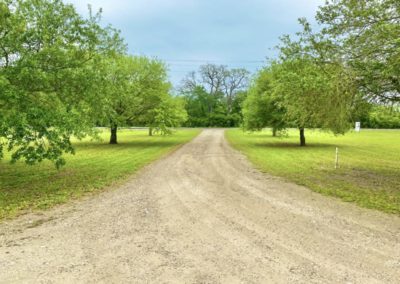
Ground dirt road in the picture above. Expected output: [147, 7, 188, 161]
[0, 129, 399, 283]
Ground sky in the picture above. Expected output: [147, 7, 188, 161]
[66, 0, 324, 87]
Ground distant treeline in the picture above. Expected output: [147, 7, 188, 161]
[359, 106, 400, 129]
[178, 65, 249, 128]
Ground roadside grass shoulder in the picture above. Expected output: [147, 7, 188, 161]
[226, 129, 400, 214]
[0, 129, 200, 220]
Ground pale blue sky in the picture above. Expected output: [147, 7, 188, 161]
[66, 0, 324, 86]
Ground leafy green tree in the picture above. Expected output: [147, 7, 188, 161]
[184, 86, 213, 118]
[231, 90, 247, 118]
[362, 105, 400, 128]
[98, 55, 138, 144]
[0, 0, 124, 167]
[180, 64, 249, 127]
[181, 86, 214, 126]
[128, 58, 171, 137]
[242, 68, 286, 136]
[315, 0, 400, 102]
[270, 58, 358, 146]
[101, 55, 171, 142]
[151, 96, 188, 135]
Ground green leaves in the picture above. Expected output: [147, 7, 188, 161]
[249, 0, 398, 144]
[153, 96, 188, 135]
[272, 59, 356, 134]
[179, 64, 249, 127]
[100, 55, 186, 139]
[243, 56, 358, 143]
[0, 0, 125, 167]
[315, 0, 400, 102]
[242, 67, 286, 133]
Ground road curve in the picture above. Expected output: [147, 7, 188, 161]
[0, 129, 399, 283]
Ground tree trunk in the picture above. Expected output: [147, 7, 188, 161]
[299, 127, 306, 146]
[110, 123, 118, 144]
[272, 127, 277, 137]
[148, 127, 153, 136]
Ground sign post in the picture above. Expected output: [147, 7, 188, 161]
[355, 122, 361, 132]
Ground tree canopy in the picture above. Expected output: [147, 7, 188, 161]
[1, 0, 398, 165]
[242, 0, 398, 145]
[243, 57, 359, 145]
[315, 0, 400, 103]
[0, 0, 186, 166]
[0, 0, 125, 167]
[98, 55, 183, 143]
[180, 64, 249, 127]
[242, 68, 286, 136]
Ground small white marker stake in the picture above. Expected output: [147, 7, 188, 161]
[335, 147, 339, 169]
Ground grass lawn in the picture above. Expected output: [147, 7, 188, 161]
[0, 129, 200, 220]
[226, 128, 400, 214]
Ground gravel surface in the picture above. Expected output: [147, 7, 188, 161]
[0, 129, 399, 283]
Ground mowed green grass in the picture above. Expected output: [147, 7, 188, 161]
[226, 129, 400, 214]
[0, 129, 200, 220]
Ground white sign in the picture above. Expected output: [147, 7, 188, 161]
[355, 122, 361, 132]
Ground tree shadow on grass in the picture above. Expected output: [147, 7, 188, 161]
[76, 140, 178, 149]
[253, 141, 336, 149]
[114, 140, 178, 148]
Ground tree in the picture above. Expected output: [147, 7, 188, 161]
[151, 96, 188, 135]
[98, 55, 137, 144]
[242, 68, 286, 136]
[300, 0, 400, 102]
[231, 90, 248, 123]
[361, 104, 400, 129]
[199, 64, 226, 96]
[222, 68, 250, 113]
[270, 58, 358, 146]
[128, 58, 172, 136]
[197, 64, 249, 112]
[179, 64, 249, 127]
[101, 55, 171, 142]
[0, 0, 125, 167]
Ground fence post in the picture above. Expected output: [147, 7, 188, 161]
[335, 147, 339, 169]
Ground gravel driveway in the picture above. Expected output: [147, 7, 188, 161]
[0, 129, 399, 283]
